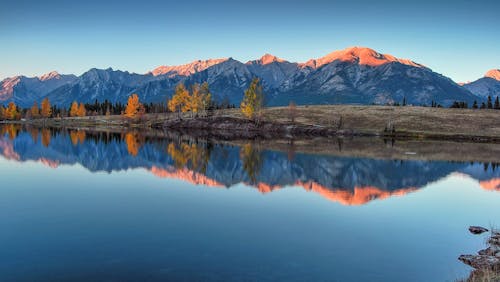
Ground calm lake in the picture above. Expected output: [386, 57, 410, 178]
[1, 125, 499, 282]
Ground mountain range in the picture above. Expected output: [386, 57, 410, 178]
[1, 47, 498, 108]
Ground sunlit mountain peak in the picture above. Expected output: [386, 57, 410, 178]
[150, 58, 229, 77]
[485, 69, 500, 81]
[38, 71, 61, 81]
[301, 46, 424, 69]
[248, 53, 287, 65]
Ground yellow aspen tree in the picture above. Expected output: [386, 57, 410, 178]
[41, 98, 52, 118]
[200, 82, 211, 116]
[189, 83, 201, 117]
[0, 106, 5, 119]
[5, 102, 19, 120]
[168, 84, 190, 118]
[240, 78, 264, 120]
[70, 101, 79, 117]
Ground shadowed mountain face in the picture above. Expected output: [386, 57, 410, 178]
[1, 125, 498, 205]
[1, 47, 481, 107]
[463, 69, 500, 99]
[0, 72, 77, 107]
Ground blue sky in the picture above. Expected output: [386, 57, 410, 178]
[1, 0, 498, 82]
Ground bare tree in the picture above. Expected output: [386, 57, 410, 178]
[288, 101, 297, 124]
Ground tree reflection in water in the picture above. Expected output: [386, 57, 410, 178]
[41, 128, 51, 147]
[167, 140, 212, 173]
[240, 142, 263, 184]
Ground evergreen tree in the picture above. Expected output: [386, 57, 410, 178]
[495, 96, 500, 110]
[487, 96, 493, 109]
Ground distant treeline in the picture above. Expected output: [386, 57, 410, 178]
[382, 95, 500, 110]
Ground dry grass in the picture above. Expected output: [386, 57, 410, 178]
[257, 105, 500, 138]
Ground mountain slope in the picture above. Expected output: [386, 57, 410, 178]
[0, 72, 76, 107]
[245, 54, 300, 88]
[44, 68, 162, 105]
[463, 69, 500, 99]
[271, 48, 477, 105]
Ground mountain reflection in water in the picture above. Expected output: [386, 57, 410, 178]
[0, 124, 499, 205]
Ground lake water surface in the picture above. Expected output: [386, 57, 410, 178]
[1, 125, 499, 281]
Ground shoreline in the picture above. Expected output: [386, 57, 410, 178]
[1, 105, 500, 143]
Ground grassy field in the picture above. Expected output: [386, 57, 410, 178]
[256, 105, 500, 138]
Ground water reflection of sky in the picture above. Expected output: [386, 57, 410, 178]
[0, 127, 499, 281]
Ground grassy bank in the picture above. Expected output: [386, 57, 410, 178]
[2, 105, 500, 142]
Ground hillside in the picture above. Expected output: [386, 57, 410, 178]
[463, 69, 500, 99]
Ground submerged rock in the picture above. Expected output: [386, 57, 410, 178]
[459, 254, 500, 270]
[459, 228, 500, 278]
[478, 246, 500, 256]
[469, 226, 489, 235]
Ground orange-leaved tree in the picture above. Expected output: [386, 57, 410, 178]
[31, 102, 40, 118]
[77, 103, 86, 117]
[124, 94, 142, 118]
[41, 98, 52, 118]
[70, 101, 79, 117]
